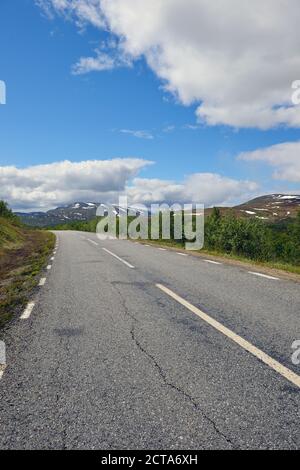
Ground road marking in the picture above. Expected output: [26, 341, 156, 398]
[51, 257, 55, 261]
[177, 252, 188, 257]
[248, 271, 279, 281]
[47, 265, 52, 270]
[21, 302, 35, 320]
[39, 278, 47, 287]
[159, 248, 167, 251]
[156, 284, 300, 389]
[204, 260, 222, 265]
[88, 239, 99, 246]
[0, 341, 6, 379]
[144, 244, 150, 247]
[102, 248, 135, 269]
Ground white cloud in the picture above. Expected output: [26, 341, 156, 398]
[36, 0, 105, 28]
[0, 159, 258, 211]
[72, 47, 132, 75]
[73, 52, 117, 74]
[127, 174, 258, 207]
[38, 0, 300, 129]
[239, 141, 300, 182]
[120, 129, 154, 140]
[162, 125, 175, 133]
[0, 159, 152, 211]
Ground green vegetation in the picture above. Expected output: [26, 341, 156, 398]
[43, 218, 100, 232]
[0, 201, 55, 328]
[48, 206, 300, 273]
[204, 208, 300, 266]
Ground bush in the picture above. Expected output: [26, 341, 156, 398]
[204, 212, 271, 261]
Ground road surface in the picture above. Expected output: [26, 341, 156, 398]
[0, 231, 299, 450]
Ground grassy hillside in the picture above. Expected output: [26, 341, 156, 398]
[0, 208, 55, 328]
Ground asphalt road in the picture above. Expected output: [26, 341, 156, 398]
[0, 230, 299, 450]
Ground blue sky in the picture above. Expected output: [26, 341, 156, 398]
[1, 0, 300, 211]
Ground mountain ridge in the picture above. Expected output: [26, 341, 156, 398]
[15, 194, 300, 227]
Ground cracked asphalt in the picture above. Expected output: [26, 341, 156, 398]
[0, 231, 299, 450]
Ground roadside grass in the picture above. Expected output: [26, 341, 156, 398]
[0, 226, 55, 328]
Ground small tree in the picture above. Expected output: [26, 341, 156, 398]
[0, 200, 14, 218]
[0, 200, 20, 225]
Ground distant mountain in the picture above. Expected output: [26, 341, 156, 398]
[16, 202, 149, 227]
[16, 202, 99, 227]
[16, 194, 300, 227]
[234, 194, 300, 222]
[203, 194, 300, 223]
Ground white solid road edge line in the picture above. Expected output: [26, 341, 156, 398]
[39, 278, 47, 287]
[102, 248, 135, 269]
[20, 302, 35, 320]
[156, 283, 300, 389]
[248, 271, 279, 281]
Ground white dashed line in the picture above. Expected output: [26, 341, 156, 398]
[177, 253, 188, 257]
[204, 260, 222, 265]
[39, 278, 47, 287]
[156, 284, 300, 389]
[0, 341, 6, 379]
[158, 248, 167, 251]
[51, 257, 55, 261]
[47, 265, 52, 270]
[20, 302, 35, 320]
[102, 248, 135, 269]
[88, 239, 99, 246]
[248, 271, 279, 280]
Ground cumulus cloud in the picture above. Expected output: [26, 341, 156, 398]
[37, 0, 300, 129]
[127, 174, 258, 207]
[0, 159, 258, 211]
[239, 141, 300, 182]
[0, 159, 152, 211]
